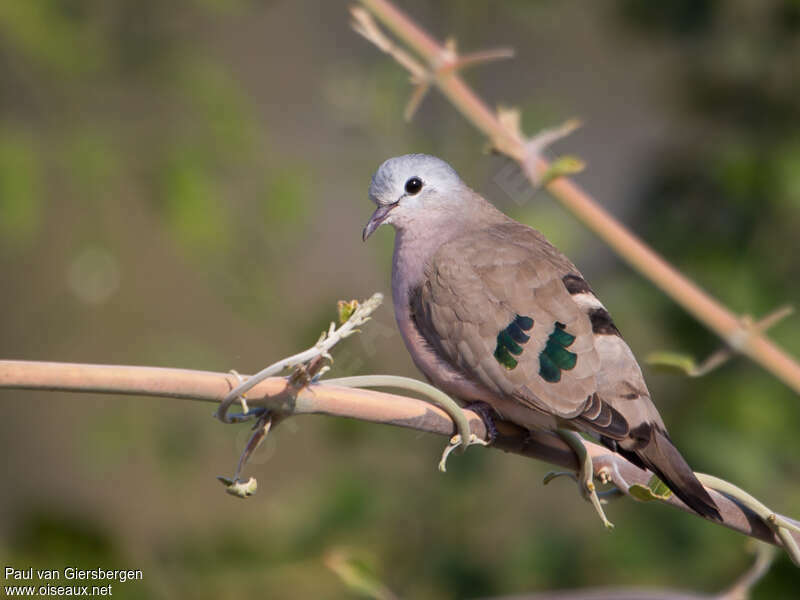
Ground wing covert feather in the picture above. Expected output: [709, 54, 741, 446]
[412, 222, 601, 419]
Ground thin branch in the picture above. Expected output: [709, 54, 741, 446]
[353, 0, 800, 395]
[648, 304, 795, 377]
[322, 374, 485, 470]
[215, 292, 385, 423]
[1, 358, 798, 562]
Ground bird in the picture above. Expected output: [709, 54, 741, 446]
[362, 153, 721, 523]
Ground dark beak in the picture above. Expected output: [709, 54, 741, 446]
[362, 204, 396, 241]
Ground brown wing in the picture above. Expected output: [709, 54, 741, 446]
[413, 222, 613, 424]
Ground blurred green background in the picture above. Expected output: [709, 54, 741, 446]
[1, 0, 799, 598]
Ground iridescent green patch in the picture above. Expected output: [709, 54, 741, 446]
[494, 314, 534, 370]
[539, 322, 577, 383]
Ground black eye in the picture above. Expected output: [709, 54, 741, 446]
[404, 177, 423, 195]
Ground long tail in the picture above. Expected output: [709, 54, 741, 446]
[631, 427, 721, 521]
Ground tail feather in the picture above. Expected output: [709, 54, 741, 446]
[632, 428, 721, 521]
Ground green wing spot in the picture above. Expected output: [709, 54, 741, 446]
[539, 321, 577, 382]
[507, 321, 530, 343]
[497, 330, 523, 355]
[494, 345, 518, 370]
[494, 314, 534, 370]
[550, 322, 575, 347]
[544, 340, 577, 369]
[538, 353, 561, 382]
[515, 315, 534, 330]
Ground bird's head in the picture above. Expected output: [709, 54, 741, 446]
[362, 154, 466, 241]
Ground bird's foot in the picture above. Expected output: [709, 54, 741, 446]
[548, 429, 615, 530]
[438, 433, 490, 473]
[464, 401, 499, 444]
[437, 401, 497, 472]
[583, 480, 615, 530]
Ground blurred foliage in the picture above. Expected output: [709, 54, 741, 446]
[0, 1, 798, 599]
[3, 511, 154, 599]
[0, 128, 41, 249]
[324, 547, 397, 600]
[619, 0, 718, 36]
[615, 1, 800, 595]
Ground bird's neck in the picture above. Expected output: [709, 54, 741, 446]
[391, 227, 437, 292]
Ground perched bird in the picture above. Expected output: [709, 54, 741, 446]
[362, 153, 721, 522]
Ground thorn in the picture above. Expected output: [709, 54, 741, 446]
[491, 111, 584, 185]
[352, 6, 512, 123]
[404, 81, 431, 121]
[728, 304, 795, 353]
[440, 47, 514, 76]
[524, 119, 584, 187]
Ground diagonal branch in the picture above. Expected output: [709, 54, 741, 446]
[353, 0, 800, 395]
[1, 358, 798, 563]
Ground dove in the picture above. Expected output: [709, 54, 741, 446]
[362, 153, 721, 524]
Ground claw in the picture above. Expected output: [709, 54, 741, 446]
[438, 433, 490, 472]
[585, 480, 615, 530]
[554, 429, 615, 530]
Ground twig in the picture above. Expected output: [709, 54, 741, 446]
[648, 305, 795, 377]
[352, 0, 800, 395]
[213, 295, 476, 489]
[322, 374, 483, 468]
[696, 474, 800, 566]
[214, 292, 384, 424]
[351, 6, 513, 120]
[1, 358, 799, 562]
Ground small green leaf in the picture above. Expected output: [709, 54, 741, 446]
[629, 475, 673, 502]
[161, 150, 231, 255]
[541, 155, 586, 186]
[324, 549, 396, 600]
[646, 351, 698, 376]
[262, 169, 311, 230]
[648, 475, 673, 499]
[338, 299, 359, 325]
[0, 131, 41, 248]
